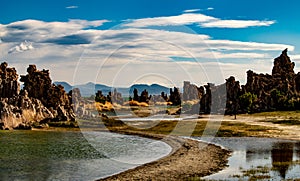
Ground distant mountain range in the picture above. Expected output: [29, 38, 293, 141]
[54, 82, 171, 97]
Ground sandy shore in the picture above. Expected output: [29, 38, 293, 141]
[98, 130, 231, 181]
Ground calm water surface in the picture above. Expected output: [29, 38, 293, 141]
[194, 137, 300, 180]
[0, 130, 171, 181]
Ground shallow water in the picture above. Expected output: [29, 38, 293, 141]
[0, 130, 171, 181]
[194, 137, 300, 180]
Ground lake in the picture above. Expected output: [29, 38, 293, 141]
[0, 130, 171, 181]
[194, 137, 300, 180]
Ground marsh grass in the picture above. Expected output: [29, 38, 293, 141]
[248, 111, 300, 119]
[47, 121, 78, 128]
[261, 119, 300, 126]
[99, 118, 272, 137]
[228, 166, 271, 180]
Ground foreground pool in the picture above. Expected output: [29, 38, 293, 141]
[0, 130, 171, 180]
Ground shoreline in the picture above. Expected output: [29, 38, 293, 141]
[97, 112, 300, 180]
[16, 112, 300, 180]
[98, 130, 231, 181]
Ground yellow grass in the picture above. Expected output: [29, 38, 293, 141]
[94, 102, 114, 112]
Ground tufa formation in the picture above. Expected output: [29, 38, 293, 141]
[0, 63, 76, 130]
[94, 49, 300, 116]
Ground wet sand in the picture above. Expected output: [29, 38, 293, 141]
[99, 131, 231, 181]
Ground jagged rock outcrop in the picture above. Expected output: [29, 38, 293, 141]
[95, 90, 107, 104]
[183, 81, 201, 101]
[0, 89, 54, 130]
[272, 48, 295, 76]
[94, 49, 300, 115]
[110, 88, 124, 105]
[169, 87, 181, 106]
[0, 63, 76, 130]
[196, 49, 300, 114]
[225, 76, 241, 114]
[161, 92, 168, 101]
[70, 88, 85, 117]
[71, 88, 96, 118]
[95, 88, 124, 105]
[0, 62, 20, 98]
[130, 88, 151, 103]
[140, 89, 151, 103]
[199, 83, 226, 114]
[20, 65, 75, 122]
[133, 88, 139, 101]
[242, 49, 300, 112]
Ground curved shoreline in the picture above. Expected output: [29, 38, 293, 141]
[98, 130, 231, 181]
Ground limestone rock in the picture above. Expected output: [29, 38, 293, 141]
[20, 65, 75, 121]
[0, 92, 54, 130]
[169, 87, 181, 106]
[272, 48, 295, 76]
[183, 81, 201, 101]
[225, 76, 241, 115]
[130, 88, 150, 103]
[0, 62, 76, 130]
[0, 62, 20, 98]
[95, 88, 124, 105]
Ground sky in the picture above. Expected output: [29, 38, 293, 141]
[1, 0, 300, 88]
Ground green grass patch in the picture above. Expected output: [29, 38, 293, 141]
[47, 121, 79, 128]
[248, 111, 300, 119]
[101, 118, 272, 137]
[262, 119, 300, 126]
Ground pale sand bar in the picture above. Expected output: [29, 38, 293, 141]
[99, 131, 231, 181]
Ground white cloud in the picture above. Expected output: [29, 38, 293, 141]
[213, 52, 269, 59]
[8, 40, 34, 54]
[291, 54, 300, 60]
[207, 7, 214, 11]
[123, 13, 216, 27]
[206, 39, 294, 51]
[123, 13, 275, 28]
[1, 19, 109, 43]
[183, 9, 201, 13]
[66, 6, 78, 9]
[0, 18, 295, 87]
[202, 20, 275, 28]
[68, 19, 107, 28]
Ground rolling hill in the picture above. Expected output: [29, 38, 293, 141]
[54, 82, 170, 97]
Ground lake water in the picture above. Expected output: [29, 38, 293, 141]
[194, 137, 300, 180]
[0, 130, 171, 181]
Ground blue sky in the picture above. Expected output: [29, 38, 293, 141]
[1, 0, 300, 87]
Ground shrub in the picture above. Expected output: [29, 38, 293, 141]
[239, 92, 257, 113]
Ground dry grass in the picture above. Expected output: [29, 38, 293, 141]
[244, 111, 300, 119]
[128, 100, 149, 107]
[101, 118, 273, 137]
[94, 102, 114, 112]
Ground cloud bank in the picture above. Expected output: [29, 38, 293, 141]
[0, 14, 294, 86]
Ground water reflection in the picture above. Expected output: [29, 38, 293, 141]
[196, 137, 300, 180]
[296, 142, 300, 158]
[245, 149, 269, 163]
[271, 142, 294, 179]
